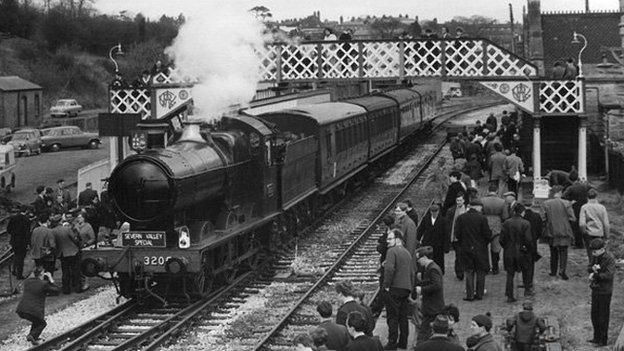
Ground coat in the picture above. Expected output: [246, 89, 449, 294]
[414, 261, 444, 316]
[489, 152, 507, 180]
[8, 213, 31, 251]
[345, 335, 383, 351]
[316, 321, 351, 351]
[384, 245, 413, 291]
[446, 205, 467, 243]
[503, 155, 524, 179]
[480, 193, 508, 253]
[32, 196, 48, 217]
[588, 252, 616, 294]
[16, 278, 60, 319]
[472, 333, 503, 351]
[52, 224, 80, 258]
[505, 311, 546, 345]
[523, 209, 543, 254]
[396, 215, 418, 256]
[417, 214, 449, 252]
[443, 182, 467, 215]
[500, 216, 533, 272]
[414, 336, 465, 351]
[30, 225, 56, 261]
[542, 197, 575, 247]
[78, 188, 99, 207]
[454, 209, 491, 271]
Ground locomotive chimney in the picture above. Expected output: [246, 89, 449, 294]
[179, 122, 207, 143]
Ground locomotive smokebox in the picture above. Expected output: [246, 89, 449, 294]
[109, 123, 230, 222]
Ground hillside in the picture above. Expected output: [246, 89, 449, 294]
[0, 37, 111, 110]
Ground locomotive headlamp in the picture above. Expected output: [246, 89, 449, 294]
[178, 226, 191, 249]
[131, 131, 148, 152]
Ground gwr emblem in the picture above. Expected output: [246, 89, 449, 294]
[158, 90, 177, 109]
[512, 83, 531, 102]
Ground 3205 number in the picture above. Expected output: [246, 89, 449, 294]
[143, 256, 171, 266]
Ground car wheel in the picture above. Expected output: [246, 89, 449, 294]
[88, 140, 99, 149]
[51, 144, 61, 152]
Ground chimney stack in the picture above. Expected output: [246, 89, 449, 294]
[526, 0, 545, 74]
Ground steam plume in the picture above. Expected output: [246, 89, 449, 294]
[165, 3, 268, 119]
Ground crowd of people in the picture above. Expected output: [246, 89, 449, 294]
[292, 112, 615, 350]
[7, 179, 127, 345]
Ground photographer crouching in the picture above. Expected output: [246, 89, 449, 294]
[15, 267, 60, 345]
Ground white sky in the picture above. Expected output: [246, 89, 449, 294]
[94, 0, 621, 23]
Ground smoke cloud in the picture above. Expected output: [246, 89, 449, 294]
[165, 3, 268, 120]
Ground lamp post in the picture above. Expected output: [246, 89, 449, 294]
[572, 31, 587, 78]
[108, 43, 123, 74]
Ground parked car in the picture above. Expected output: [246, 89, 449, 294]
[50, 99, 82, 117]
[3, 128, 42, 157]
[41, 126, 100, 151]
[0, 144, 17, 192]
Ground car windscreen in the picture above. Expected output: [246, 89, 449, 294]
[12, 133, 30, 140]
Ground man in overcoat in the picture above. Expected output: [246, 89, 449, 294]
[455, 200, 491, 301]
[412, 246, 444, 344]
[479, 184, 508, 274]
[445, 192, 467, 280]
[395, 203, 418, 257]
[500, 204, 533, 302]
[542, 185, 575, 280]
[587, 238, 615, 346]
[8, 206, 32, 279]
[416, 204, 449, 274]
[442, 171, 467, 215]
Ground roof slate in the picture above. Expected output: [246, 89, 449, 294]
[541, 12, 622, 73]
[0, 76, 42, 91]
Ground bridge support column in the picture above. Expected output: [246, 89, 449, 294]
[533, 117, 541, 179]
[578, 116, 588, 181]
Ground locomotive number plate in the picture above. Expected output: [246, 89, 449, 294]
[144, 256, 171, 266]
[122, 231, 166, 247]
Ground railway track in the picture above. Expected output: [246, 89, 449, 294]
[250, 126, 449, 351]
[10, 101, 500, 351]
[29, 271, 269, 351]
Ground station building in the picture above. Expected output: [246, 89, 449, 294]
[523, 0, 624, 181]
[0, 76, 44, 129]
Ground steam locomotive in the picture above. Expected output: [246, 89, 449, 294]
[80, 84, 440, 300]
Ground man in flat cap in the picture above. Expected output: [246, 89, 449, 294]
[412, 246, 444, 345]
[542, 185, 575, 280]
[416, 203, 449, 274]
[587, 238, 615, 346]
[505, 301, 546, 351]
[455, 200, 491, 301]
[500, 204, 533, 302]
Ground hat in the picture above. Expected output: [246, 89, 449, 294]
[503, 191, 516, 198]
[431, 315, 450, 333]
[49, 214, 63, 223]
[429, 203, 440, 212]
[414, 246, 433, 259]
[589, 238, 605, 250]
[522, 301, 533, 310]
[472, 314, 492, 331]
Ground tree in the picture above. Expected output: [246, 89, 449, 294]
[250, 5, 272, 21]
[370, 17, 405, 39]
[0, 0, 21, 36]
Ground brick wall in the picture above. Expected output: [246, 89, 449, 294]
[0, 90, 43, 128]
